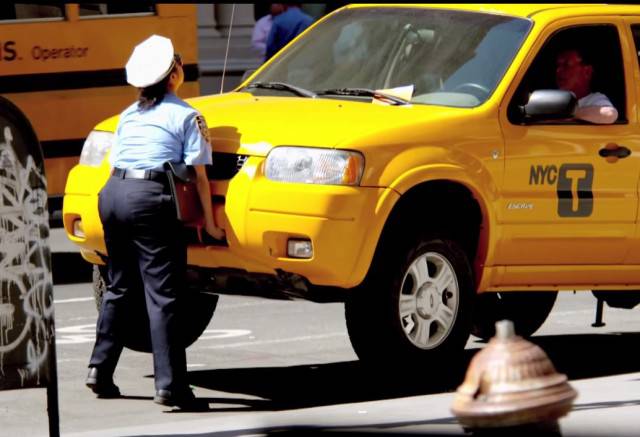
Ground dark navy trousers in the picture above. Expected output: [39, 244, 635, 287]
[89, 175, 188, 392]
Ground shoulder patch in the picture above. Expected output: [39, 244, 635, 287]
[195, 114, 210, 143]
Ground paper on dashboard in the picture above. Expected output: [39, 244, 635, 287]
[372, 85, 414, 105]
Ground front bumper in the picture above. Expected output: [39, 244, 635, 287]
[63, 157, 398, 288]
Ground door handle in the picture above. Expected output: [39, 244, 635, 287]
[599, 143, 631, 161]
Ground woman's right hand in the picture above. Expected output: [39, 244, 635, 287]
[205, 223, 225, 241]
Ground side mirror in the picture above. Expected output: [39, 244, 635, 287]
[521, 89, 577, 120]
[241, 69, 257, 83]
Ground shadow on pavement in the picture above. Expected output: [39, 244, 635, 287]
[124, 333, 640, 437]
[52, 252, 93, 285]
[187, 356, 472, 412]
[185, 332, 640, 413]
[530, 332, 640, 380]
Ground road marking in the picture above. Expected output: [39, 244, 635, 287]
[56, 324, 95, 344]
[202, 332, 346, 349]
[55, 324, 252, 345]
[198, 329, 252, 340]
[219, 300, 288, 310]
[54, 297, 94, 304]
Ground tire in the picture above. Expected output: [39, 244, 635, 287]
[345, 237, 474, 366]
[471, 291, 558, 340]
[92, 264, 217, 353]
[0, 96, 54, 389]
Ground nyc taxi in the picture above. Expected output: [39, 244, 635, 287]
[64, 4, 640, 362]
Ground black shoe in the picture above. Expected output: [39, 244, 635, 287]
[154, 388, 208, 411]
[85, 367, 121, 398]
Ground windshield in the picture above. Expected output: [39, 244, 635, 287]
[244, 7, 531, 107]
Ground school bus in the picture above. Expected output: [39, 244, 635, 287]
[0, 3, 200, 219]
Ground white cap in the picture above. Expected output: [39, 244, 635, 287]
[125, 35, 175, 88]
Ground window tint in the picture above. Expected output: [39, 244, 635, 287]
[509, 25, 625, 124]
[0, 4, 64, 21]
[79, 3, 155, 17]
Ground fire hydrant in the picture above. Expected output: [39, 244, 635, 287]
[451, 320, 577, 433]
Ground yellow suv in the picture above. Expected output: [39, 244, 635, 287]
[64, 4, 640, 362]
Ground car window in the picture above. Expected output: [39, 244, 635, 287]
[248, 7, 531, 108]
[509, 24, 626, 124]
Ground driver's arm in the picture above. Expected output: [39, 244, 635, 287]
[574, 105, 618, 124]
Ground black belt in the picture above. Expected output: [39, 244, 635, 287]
[112, 167, 166, 182]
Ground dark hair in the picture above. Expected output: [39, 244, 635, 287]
[137, 63, 177, 111]
[557, 46, 595, 67]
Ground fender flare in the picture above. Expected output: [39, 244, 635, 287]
[361, 164, 498, 288]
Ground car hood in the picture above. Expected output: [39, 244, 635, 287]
[187, 92, 470, 156]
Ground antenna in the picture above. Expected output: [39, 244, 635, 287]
[220, 3, 235, 94]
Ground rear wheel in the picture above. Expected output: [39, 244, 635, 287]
[92, 264, 217, 352]
[471, 291, 558, 340]
[345, 236, 474, 366]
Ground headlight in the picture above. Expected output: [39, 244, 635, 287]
[79, 130, 113, 166]
[265, 147, 364, 185]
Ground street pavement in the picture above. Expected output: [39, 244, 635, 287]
[0, 229, 639, 436]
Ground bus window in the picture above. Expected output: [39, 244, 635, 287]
[0, 4, 200, 223]
[79, 3, 156, 17]
[0, 4, 64, 21]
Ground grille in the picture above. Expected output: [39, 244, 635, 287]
[207, 152, 248, 180]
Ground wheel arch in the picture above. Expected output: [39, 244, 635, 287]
[363, 175, 492, 290]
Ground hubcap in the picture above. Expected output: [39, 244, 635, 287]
[398, 251, 459, 349]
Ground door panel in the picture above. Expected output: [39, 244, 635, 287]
[497, 124, 638, 265]
[495, 19, 640, 281]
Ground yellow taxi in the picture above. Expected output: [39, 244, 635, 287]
[64, 4, 640, 362]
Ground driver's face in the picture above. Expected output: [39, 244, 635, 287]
[556, 50, 592, 93]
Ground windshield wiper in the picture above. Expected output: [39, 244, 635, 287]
[316, 88, 410, 105]
[246, 81, 317, 98]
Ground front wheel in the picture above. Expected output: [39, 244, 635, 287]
[345, 237, 474, 366]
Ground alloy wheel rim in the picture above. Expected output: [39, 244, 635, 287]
[398, 251, 459, 349]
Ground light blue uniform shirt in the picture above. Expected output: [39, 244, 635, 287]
[110, 92, 212, 170]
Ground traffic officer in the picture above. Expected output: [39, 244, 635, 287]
[85, 35, 224, 410]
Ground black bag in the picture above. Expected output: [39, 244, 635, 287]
[163, 161, 203, 226]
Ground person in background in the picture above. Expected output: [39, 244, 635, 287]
[555, 47, 618, 124]
[265, 3, 314, 61]
[251, 3, 284, 58]
[85, 34, 224, 411]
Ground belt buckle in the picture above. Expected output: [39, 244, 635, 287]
[127, 169, 146, 179]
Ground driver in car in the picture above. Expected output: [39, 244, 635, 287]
[555, 47, 618, 124]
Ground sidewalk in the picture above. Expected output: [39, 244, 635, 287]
[64, 371, 640, 437]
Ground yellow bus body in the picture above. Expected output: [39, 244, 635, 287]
[0, 4, 199, 205]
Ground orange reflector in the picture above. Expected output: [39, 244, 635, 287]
[342, 155, 359, 185]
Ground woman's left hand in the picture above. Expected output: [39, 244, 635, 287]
[205, 222, 225, 241]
